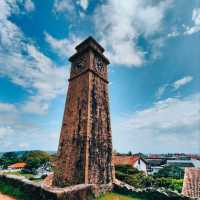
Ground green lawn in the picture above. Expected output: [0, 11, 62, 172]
[95, 193, 146, 200]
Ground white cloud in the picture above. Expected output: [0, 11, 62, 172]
[167, 31, 180, 38]
[155, 76, 193, 99]
[45, 32, 81, 58]
[0, 0, 67, 115]
[79, 0, 89, 10]
[54, 0, 74, 13]
[0, 103, 17, 112]
[185, 8, 200, 35]
[113, 93, 200, 153]
[19, 143, 29, 148]
[155, 84, 168, 99]
[0, 126, 15, 140]
[24, 0, 35, 12]
[168, 7, 200, 37]
[53, 0, 89, 13]
[94, 0, 172, 67]
[173, 76, 193, 90]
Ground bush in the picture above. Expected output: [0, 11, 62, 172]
[23, 151, 51, 173]
[0, 152, 22, 169]
[155, 165, 184, 179]
[115, 165, 183, 192]
[0, 180, 30, 200]
[115, 165, 140, 175]
[169, 179, 183, 192]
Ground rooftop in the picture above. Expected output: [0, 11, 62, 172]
[8, 163, 26, 169]
[113, 156, 146, 166]
[75, 36, 104, 53]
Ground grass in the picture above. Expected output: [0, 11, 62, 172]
[0, 184, 144, 200]
[95, 193, 147, 200]
[0, 181, 30, 200]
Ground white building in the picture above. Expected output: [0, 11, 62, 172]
[113, 155, 148, 175]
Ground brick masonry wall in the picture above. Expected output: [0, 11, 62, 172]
[53, 73, 90, 186]
[87, 73, 113, 185]
[53, 38, 113, 187]
[182, 167, 200, 198]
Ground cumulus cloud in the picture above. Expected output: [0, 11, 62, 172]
[113, 93, 200, 153]
[168, 7, 200, 37]
[54, 0, 89, 13]
[79, 0, 89, 10]
[45, 32, 81, 58]
[0, 103, 17, 112]
[0, 126, 15, 140]
[155, 84, 169, 99]
[0, 0, 67, 115]
[94, 0, 172, 66]
[24, 0, 35, 12]
[185, 8, 200, 35]
[54, 0, 74, 13]
[155, 76, 193, 99]
[173, 76, 193, 91]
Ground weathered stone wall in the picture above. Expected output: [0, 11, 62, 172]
[0, 174, 94, 200]
[87, 73, 113, 185]
[182, 168, 200, 199]
[53, 72, 90, 186]
[113, 179, 197, 200]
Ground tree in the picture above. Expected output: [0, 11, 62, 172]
[128, 151, 132, 156]
[155, 165, 184, 179]
[1, 152, 21, 168]
[23, 151, 51, 174]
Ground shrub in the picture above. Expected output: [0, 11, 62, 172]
[155, 165, 184, 179]
[115, 165, 140, 175]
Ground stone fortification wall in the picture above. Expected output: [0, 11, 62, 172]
[0, 174, 94, 200]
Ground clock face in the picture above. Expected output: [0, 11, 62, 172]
[72, 57, 85, 74]
[95, 56, 104, 72]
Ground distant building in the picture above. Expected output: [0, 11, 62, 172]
[182, 167, 200, 198]
[113, 156, 148, 175]
[191, 159, 200, 168]
[146, 158, 166, 175]
[167, 160, 194, 169]
[8, 162, 26, 171]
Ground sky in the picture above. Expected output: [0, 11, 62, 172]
[0, 0, 200, 154]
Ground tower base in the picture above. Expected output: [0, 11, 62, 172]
[43, 173, 113, 199]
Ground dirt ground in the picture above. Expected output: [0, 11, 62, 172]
[0, 193, 16, 200]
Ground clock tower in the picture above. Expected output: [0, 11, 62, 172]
[53, 36, 113, 187]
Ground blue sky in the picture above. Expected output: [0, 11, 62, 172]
[0, 0, 199, 153]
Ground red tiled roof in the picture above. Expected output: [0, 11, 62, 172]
[113, 156, 140, 166]
[8, 163, 26, 169]
[182, 167, 200, 198]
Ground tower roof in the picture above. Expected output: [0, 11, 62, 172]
[69, 36, 109, 64]
[75, 36, 104, 53]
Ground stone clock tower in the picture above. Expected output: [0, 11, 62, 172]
[53, 36, 113, 187]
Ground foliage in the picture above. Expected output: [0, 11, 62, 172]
[95, 192, 146, 200]
[22, 151, 51, 174]
[128, 151, 133, 156]
[115, 165, 140, 175]
[0, 152, 22, 168]
[0, 180, 30, 200]
[115, 165, 183, 192]
[154, 165, 184, 179]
